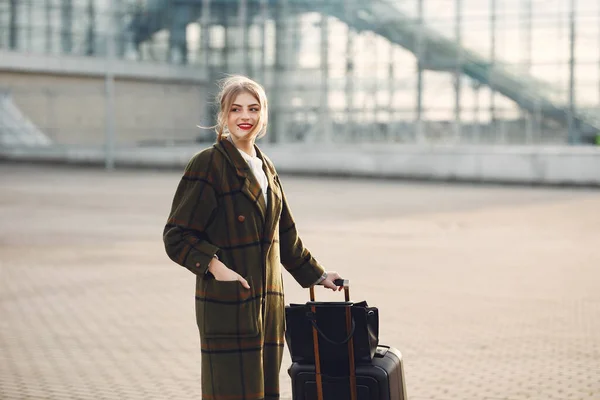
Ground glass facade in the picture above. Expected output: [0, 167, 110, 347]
[1, 0, 600, 144]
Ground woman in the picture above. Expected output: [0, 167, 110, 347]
[163, 75, 343, 400]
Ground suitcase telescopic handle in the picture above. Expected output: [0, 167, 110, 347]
[308, 277, 357, 400]
[309, 278, 350, 302]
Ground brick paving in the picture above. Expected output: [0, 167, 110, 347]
[1, 163, 599, 400]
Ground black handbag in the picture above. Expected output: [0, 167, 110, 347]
[285, 281, 379, 366]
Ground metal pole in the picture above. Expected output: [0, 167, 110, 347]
[525, 0, 533, 143]
[473, 83, 480, 143]
[271, 0, 289, 143]
[27, 0, 33, 51]
[568, 0, 577, 144]
[201, 0, 211, 69]
[290, 13, 302, 79]
[105, 0, 116, 170]
[534, 96, 542, 140]
[9, 0, 18, 50]
[259, 0, 268, 85]
[454, 0, 462, 142]
[85, 0, 96, 56]
[388, 44, 395, 142]
[416, 0, 424, 143]
[239, 0, 248, 75]
[222, 8, 229, 72]
[490, 0, 496, 139]
[61, 0, 73, 53]
[320, 11, 330, 142]
[345, 0, 355, 141]
[371, 36, 379, 141]
[114, 0, 124, 58]
[524, 0, 532, 72]
[523, 0, 533, 143]
[365, 34, 376, 142]
[45, 0, 51, 53]
[200, 0, 213, 131]
[497, 0, 506, 145]
[497, 0, 506, 144]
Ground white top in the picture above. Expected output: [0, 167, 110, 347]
[234, 143, 269, 206]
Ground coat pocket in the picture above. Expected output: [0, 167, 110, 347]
[196, 276, 260, 339]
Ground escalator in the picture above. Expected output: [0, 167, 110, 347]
[0, 91, 52, 147]
[129, 0, 599, 142]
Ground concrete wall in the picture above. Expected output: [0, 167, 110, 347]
[263, 144, 600, 186]
[2, 144, 600, 187]
[0, 51, 210, 146]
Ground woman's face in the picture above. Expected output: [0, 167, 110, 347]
[227, 91, 262, 142]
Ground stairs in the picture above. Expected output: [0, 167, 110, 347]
[129, 0, 599, 142]
[0, 91, 52, 147]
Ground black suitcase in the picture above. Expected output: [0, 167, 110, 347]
[288, 345, 408, 400]
[287, 280, 408, 400]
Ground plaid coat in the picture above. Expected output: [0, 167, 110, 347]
[163, 139, 325, 400]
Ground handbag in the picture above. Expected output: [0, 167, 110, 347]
[285, 281, 379, 366]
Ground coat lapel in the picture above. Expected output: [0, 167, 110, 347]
[215, 139, 267, 222]
[255, 146, 282, 250]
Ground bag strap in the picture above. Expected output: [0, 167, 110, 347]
[310, 303, 324, 400]
[309, 279, 357, 400]
[345, 306, 358, 400]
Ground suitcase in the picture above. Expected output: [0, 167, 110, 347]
[288, 345, 408, 400]
[287, 280, 408, 400]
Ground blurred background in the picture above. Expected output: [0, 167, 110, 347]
[2, 3, 600, 399]
[2, 0, 600, 156]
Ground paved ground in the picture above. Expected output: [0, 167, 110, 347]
[1, 163, 599, 400]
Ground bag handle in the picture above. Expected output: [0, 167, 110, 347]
[306, 311, 356, 345]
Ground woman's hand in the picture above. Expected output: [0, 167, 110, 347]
[319, 271, 344, 291]
[208, 258, 251, 289]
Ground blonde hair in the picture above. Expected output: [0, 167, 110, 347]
[215, 75, 269, 142]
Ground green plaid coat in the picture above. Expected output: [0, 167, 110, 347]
[163, 139, 325, 400]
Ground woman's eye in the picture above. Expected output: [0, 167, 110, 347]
[231, 108, 239, 112]
[250, 108, 260, 112]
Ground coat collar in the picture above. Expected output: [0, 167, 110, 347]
[214, 138, 282, 224]
[215, 137, 254, 179]
[254, 144, 282, 213]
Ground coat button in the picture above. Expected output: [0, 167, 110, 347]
[238, 215, 245, 222]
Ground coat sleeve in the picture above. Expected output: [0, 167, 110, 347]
[163, 152, 220, 276]
[278, 177, 326, 288]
